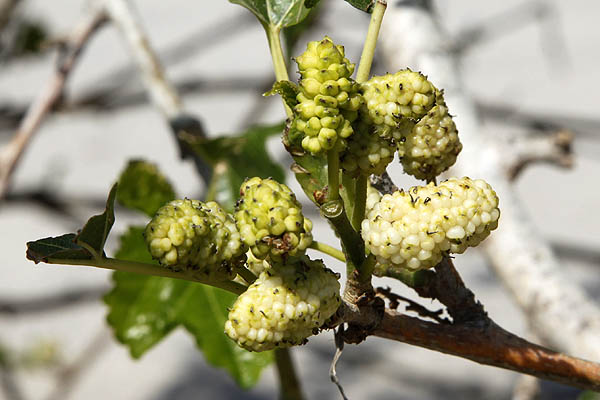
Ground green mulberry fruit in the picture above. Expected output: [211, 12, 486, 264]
[399, 93, 462, 181]
[340, 121, 396, 177]
[145, 199, 246, 281]
[235, 177, 313, 260]
[361, 177, 500, 271]
[361, 69, 436, 140]
[294, 36, 363, 154]
[224, 257, 341, 352]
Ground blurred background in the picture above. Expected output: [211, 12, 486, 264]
[0, 0, 599, 399]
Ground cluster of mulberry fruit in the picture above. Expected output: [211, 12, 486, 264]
[360, 69, 462, 180]
[225, 257, 341, 352]
[145, 199, 246, 281]
[235, 177, 313, 261]
[138, 33, 504, 355]
[143, 176, 342, 352]
[361, 177, 500, 271]
[294, 37, 362, 154]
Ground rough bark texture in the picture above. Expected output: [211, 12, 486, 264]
[378, 2, 600, 360]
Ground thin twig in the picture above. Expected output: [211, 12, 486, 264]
[0, 6, 107, 198]
[329, 326, 348, 400]
[374, 286, 448, 324]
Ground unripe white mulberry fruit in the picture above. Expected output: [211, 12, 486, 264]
[145, 199, 246, 281]
[235, 177, 312, 260]
[225, 258, 341, 352]
[366, 184, 382, 212]
[361, 177, 500, 271]
[361, 69, 437, 140]
[399, 93, 462, 181]
[294, 36, 362, 154]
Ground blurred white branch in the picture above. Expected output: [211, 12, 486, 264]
[379, 2, 600, 360]
[104, 0, 211, 184]
[0, 5, 106, 198]
[503, 129, 573, 180]
[103, 0, 181, 119]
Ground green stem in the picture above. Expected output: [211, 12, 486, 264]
[45, 257, 246, 295]
[274, 348, 305, 400]
[359, 253, 376, 283]
[388, 268, 434, 288]
[309, 241, 346, 262]
[355, 0, 387, 84]
[351, 175, 368, 231]
[265, 24, 293, 118]
[327, 149, 340, 201]
[234, 265, 257, 285]
[320, 200, 365, 272]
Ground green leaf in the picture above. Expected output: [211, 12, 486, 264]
[264, 80, 299, 110]
[116, 159, 176, 217]
[282, 0, 322, 54]
[26, 184, 118, 263]
[26, 233, 92, 263]
[76, 183, 118, 257]
[105, 227, 273, 388]
[230, 0, 319, 29]
[291, 152, 327, 205]
[343, 0, 375, 13]
[180, 123, 285, 212]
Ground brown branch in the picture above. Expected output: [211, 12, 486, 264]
[413, 257, 486, 323]
[371, 311, 600, 391]
[337, 256, 600, 391]
[0, 6, 106, 199]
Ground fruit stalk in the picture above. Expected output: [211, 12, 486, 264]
[265, 24, 293, 118]
[275, 348, 305, 400]
[45, 257, 246, 295]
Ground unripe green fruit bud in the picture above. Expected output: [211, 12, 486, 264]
[294, 36, 363, 154]
[235, 177, 313, 260]
[362, 69, 437, 140]
[225, 257, 341, 352]
[399, 93, 462, 181]
[145, 199, 246, 281]
[362, 177, 500, 271]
